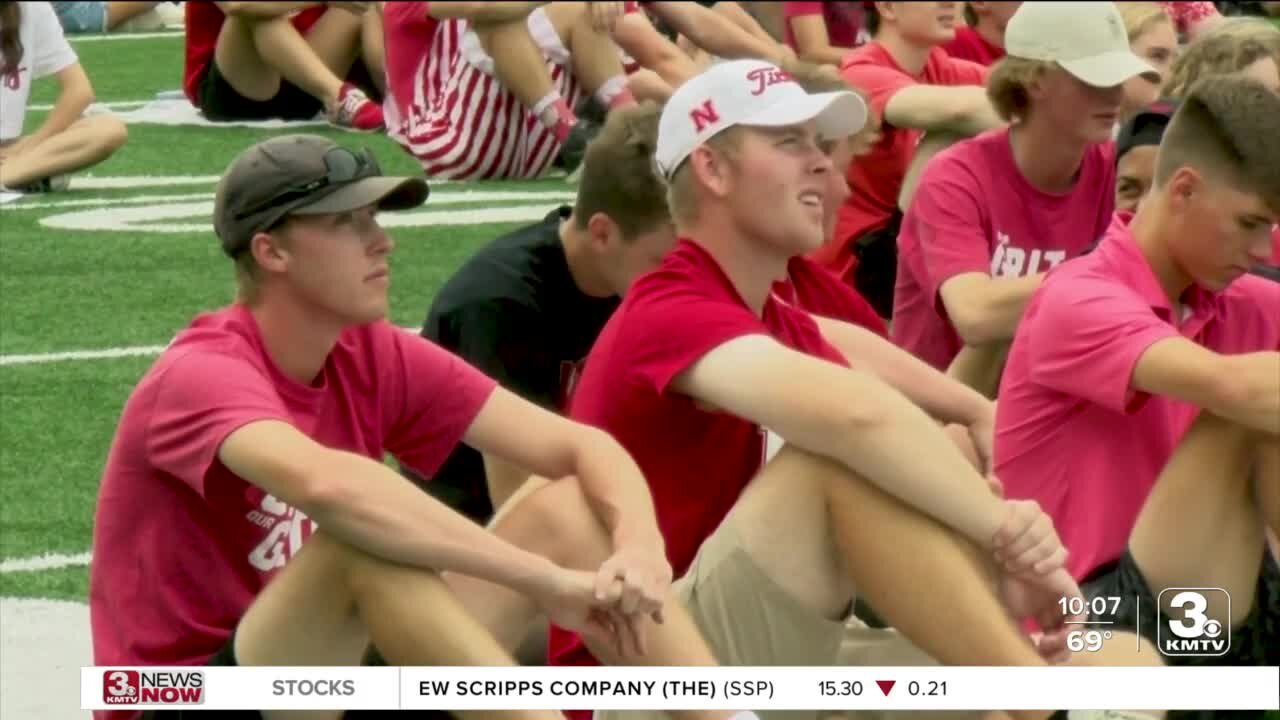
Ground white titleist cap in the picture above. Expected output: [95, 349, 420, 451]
[654, 59, 869, 179]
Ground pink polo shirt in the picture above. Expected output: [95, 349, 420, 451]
[994, 212, 1280, 581]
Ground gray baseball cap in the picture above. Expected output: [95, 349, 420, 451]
[213, 134, 429, 257]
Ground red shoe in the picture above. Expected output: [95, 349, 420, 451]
[330, 82, 385, 131]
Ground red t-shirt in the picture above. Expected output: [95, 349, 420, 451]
[89, 305, 496, 720]
[548, 240, 848, 683]
[782, 1, 869, 54]
[182, 3, 326, 104]
[775, 256, 889, 337]
[942, 26, 1005, 66]
[893, 127, 1116, 370]
[814, 42, 989, 279]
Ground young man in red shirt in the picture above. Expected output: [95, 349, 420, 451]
[995, 75, 1280, 678]
[181, 2, 384, 131]
[816, 1, 1004, 318]
[892, 1, 1159, 384]
[89, 134, 756, 720]
[469, 59, 1163, 720]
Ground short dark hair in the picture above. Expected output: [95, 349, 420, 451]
[865, 1, 881, 36]
[572, 102, 670, 239]
[1155, 75, 1280, 214]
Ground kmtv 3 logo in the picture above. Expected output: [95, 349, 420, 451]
[103, 669, 205, 705]
[1157, 588, 1231, 657]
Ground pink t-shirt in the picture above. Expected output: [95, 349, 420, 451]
[90, 304, 496, 719]
[994, 213, 1280, 581]
[893, 127, 1116, 370]
[549, 239, 848, 685]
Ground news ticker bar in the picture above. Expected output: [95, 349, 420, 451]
[83, 666, 1280, 712]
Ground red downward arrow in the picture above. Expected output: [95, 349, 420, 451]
[875, 680, 895, 696]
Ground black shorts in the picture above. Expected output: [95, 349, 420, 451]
[1080, 550, 1280, 720]
[851, 209, 903, 321]
[196, 60, 323, 123]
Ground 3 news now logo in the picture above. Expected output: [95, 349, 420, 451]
[1157, 588, 1231, 657]
[102, 670, 205, 705]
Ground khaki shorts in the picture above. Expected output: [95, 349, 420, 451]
[597, 521, 981, 720]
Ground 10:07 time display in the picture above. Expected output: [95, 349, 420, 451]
[1059, 595, 1123, 617]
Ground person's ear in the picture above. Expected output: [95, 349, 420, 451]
[586, 212, 622, 251]
[691, 145, 733, 198]
[1165, 166, 1203, 214]
[250, 229, 290, 274]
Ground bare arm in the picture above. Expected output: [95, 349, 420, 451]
[215, 2, 322, 18]
[671, 335, 1008, 548]
[25, 64, 95, 145]
[939, 272, 1046, 345]
[1132, 338, 1280, 436]
[884, 85, 1004, 136]
[219, 418, 561, 596]
[788, 13, 850, 66]
[648, 1, 790, 65]
[426, 1, 547, 22]
[947, 340, 1012, 399]
[812, 315, 992, 428]
[466, 388, 663, 548]
[611, 11, 700, 87]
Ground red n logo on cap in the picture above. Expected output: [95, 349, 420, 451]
[690, 99, 720, 132]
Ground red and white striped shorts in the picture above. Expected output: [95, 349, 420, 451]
[388, 12, 582, 181]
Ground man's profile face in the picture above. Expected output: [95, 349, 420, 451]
[726, 122, 832, 256]
[1172, 172, 1277, 290]
[273, 205, 395, 324]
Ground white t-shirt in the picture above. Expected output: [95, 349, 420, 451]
[0, 2, 78, 141]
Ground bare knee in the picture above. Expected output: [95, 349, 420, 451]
[492, 476, 612, 570]
[92, 115, 129, 154]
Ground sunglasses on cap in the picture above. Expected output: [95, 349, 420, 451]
[233, 146, 382, 222]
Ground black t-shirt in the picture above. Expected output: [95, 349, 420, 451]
[415, 206, 621, 522]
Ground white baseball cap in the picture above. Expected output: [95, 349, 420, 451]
[654, 59, 869, 179]
[1005, 2, 1162, 87]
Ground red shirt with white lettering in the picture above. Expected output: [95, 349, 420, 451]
[942, 26, 1005, 66]
[892, 127, 1115, 370]
[548, 240, 849, 684]
[182, 3, 326, 104]
[90, 304, 495, 720]
[814, 42, 989, 280]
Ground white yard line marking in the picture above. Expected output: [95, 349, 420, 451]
[0, 552, 91, 573]
[1, 329, 426, 368]
[0, 345, 168, 367]
[2, 187, 559, 212]
[69, 30, 183, 42]
[28, 100, 149, 112]
[72, 174, 223, 190]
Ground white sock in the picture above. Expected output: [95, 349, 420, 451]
[532, 90, 563, 129]
[730, 712, 761, 720]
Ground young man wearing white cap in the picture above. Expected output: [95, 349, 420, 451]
[509, 58, 1171, 720]
[892, 1, 1160, 392]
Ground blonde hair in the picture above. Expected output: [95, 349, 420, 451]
[1116, 2, 1173, 44]
[986, 56, 1054, 122]
[1162, 17, 1280, 97]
